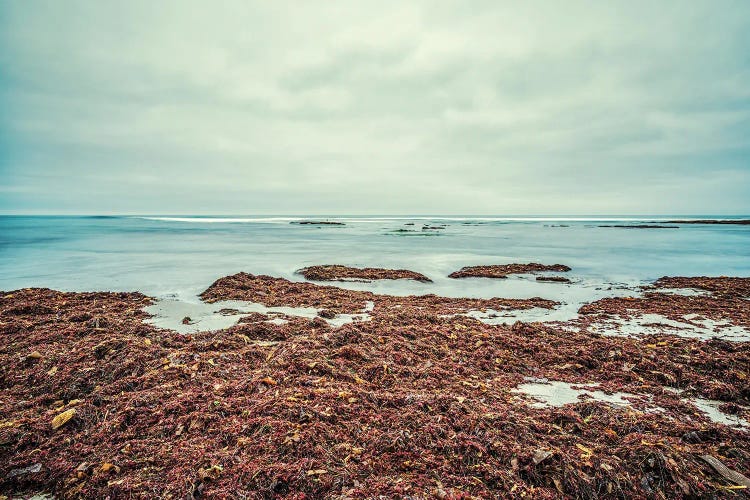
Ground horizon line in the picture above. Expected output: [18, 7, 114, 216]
[1, 213, 749, 218]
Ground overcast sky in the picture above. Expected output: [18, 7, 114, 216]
[1, 1, 749, 215]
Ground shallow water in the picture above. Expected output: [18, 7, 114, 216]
[2, 216, 748, 303]
[514, 379, 750, 429]
[513, 380, 640, 409]
[144, 298, 373, 333]
[584, 313, 750, 342]
[3, 215, 749, 342]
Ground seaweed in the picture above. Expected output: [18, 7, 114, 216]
[297, 265, 432, 283]
[0, 276, 748, 498]
[449, 263, 571, 279]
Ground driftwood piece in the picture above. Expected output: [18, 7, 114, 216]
[700, 455, 750, 488]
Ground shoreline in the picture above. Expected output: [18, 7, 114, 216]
[1, 272, 749, 497]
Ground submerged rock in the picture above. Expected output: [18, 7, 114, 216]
[666, 219, 750, 225]
[598, 224, 679, 229]
[536, 276, 572, 283]
[290, 220, 345, 226]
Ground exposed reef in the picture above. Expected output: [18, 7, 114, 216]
[297, 265, 433, 283]
[290, 221, 345, 226]
[666, 220, 750, 225]
[449, 263, 572, 279]
[598, 225, 679, 229]
[536, 276, 572, 283]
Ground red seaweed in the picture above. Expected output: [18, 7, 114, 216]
[297, 265, 432, 283]
[1, 275, 748, 498]
[449, 263, 571, 279]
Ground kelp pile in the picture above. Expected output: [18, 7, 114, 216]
[1, 273, 749, 498]
[297, 265, 432, 283]
[200, 272, 556, 316]
[650, 276, 750, 299]
[449, 264, 572, 279]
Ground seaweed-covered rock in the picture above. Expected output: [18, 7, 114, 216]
[298, 265, 432, 283]
[449, 263, 571, 279]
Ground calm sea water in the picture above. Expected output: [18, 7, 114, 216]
[1, 216, 748, 307]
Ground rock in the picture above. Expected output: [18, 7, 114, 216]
[532, 449, 553, 465]
[291, 221, 345, 226]
[536, 276, 571, 283]
[298, 265, 432, 283]
[449, 263, 571, 279]
[6, 463, 42, 479]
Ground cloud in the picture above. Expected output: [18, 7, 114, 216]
[1, 0, 749, 214]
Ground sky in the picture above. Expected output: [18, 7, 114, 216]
[1, 1, 749, 215]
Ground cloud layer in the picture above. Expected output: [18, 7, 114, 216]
[1, 0, 749, 214]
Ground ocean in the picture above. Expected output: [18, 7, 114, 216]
[1, 216, 749, 311]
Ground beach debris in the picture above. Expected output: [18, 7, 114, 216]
[6, 463, 42, 479]
[700, 455, 750, 488]
[51, 409, 76, 430]
[532, 450, 553, 465]
[198, 465, 223, 481]
[449, 263, 571, 279]
[100, 463, 120, 473]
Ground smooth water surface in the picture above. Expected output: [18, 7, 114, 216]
[1, 216, 748, 303]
